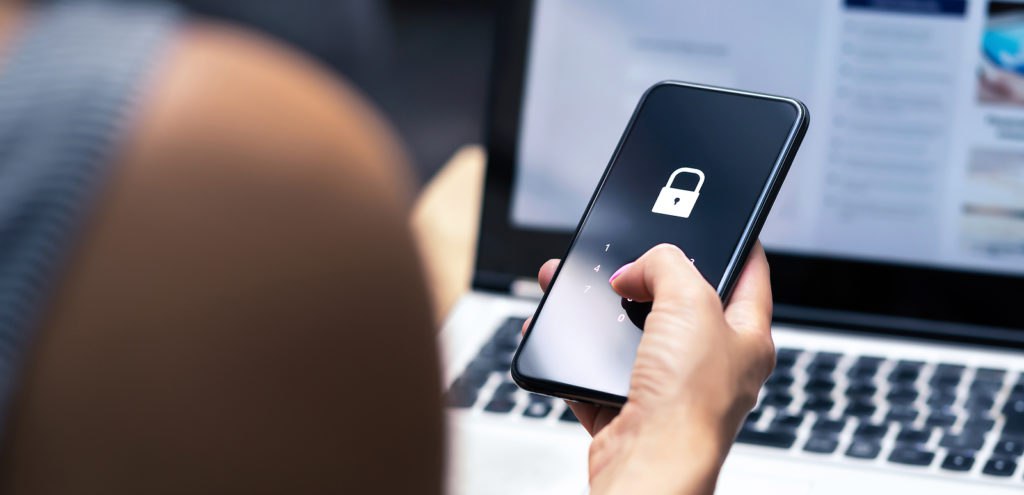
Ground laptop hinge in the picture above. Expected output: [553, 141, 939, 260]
[472, 271, 543, 299]
[473, 270, 515, 293]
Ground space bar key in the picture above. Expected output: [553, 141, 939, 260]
[736, 429, 797, 449]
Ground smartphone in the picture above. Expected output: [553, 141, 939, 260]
[511, 81, 809, 406]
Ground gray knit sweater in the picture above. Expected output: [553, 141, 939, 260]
[0, 0, 181, 426]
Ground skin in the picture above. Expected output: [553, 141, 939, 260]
[0, 11, 442, 495]
[0, 2, 774, 493]
[525, 243, 776, 495]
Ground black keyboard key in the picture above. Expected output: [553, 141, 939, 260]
[975, 368, 1006, 383]
[847, 366, 879, 380]
[941, 451, 975, 472]
[477, 345, 515, 371]
[965, 415, 996, 432]
[845, 382, 877, 398]
[847, 357, 882, 377]
[484, 397, 516, 413]
[885, 405, 919, 424]
[854, 422, 888, 439]
[930, 373, 961, 390]
[474, 344, 502, 363]
[465, 356, 497, 376]
[805, 378, 835, 394]
[933, 364, 962, 391]
[803, 435, 839, 454]
[1002, 397, 1024, 436]
[888, 369, 919, 383]
[775, 348, 802, 368]
[446, 384, 478, 408]
[770, 413, 804, 431]
[496, 351, 516, 370]
[846, 439, 881, 459]
[940, 431, 986, 451]
[897, 359, 925, 369]
[806, 364, 836, 377]
[478, 342, 503, 360]
[493, 381, 520, 399]
[504, 316, 527, 329]
[559, 408, 579, 423]
[802, 396, 835, 413]
[927, 392, 956, 409]
[967, 386, 996, 400]
[762, 392, 793, 408]
[934, 363, 965, 377]
[807, 352, 841, 374]
[765, 372, 795, 389]
[888, 446, 935, 467]
[501, 316, 527, 332]
[523, 400, 552, 418]
[844, 400, 876, 418]
[965, 395, 995, 413]
[453, 371, 490, 393]
[812, 352, 842, 365]
[982, 457, 1017, 477]
[813, 418, 846, 434]
[857, 355, 886, 366]
[492, 320, 523, 350]
[995, 437, 1024, 457]
[926, 411, 957, 428]
[971, 380, 1002, 395]
[896, 427, 932, 445]
[745, 409, 763, 425]
[886, 387, 918, 405]
[736, 428, 797, 449]
[888, 361, 923, 383]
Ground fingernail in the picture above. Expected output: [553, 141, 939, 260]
[609, 263, 633, 284]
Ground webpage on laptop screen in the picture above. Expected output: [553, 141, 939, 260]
[512, 0, 1024, 276]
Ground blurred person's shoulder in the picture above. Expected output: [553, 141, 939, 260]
[123, 21, 415, 212]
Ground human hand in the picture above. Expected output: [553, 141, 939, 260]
[522, 243, 775, 494]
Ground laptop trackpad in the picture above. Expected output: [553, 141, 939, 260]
[447, 414, 590, 495]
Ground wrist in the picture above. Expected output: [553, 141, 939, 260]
[612, 405, 732, 495]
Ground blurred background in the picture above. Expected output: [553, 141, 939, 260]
[169, 0, 498, 185]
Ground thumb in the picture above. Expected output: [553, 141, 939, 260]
[609, 244, 717, 311]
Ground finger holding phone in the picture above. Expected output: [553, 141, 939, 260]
[526, 242, 774, 494]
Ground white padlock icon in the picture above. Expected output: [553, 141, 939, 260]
[651, 167, 705, 218]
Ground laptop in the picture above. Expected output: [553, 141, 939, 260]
[442, 1, 1024, 493]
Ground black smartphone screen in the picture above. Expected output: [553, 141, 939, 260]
[513, 82, 807, 404]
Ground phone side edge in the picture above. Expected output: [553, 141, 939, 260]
[718, 98, 810, 304]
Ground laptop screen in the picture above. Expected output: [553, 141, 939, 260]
[510, 0, 1024, 278]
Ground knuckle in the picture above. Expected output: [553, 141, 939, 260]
[648, 243, 685, 264]
[753, 335, 777, 379]
[682, 282, 719, 308]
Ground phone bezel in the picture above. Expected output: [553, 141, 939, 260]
[511, 81, 809, 406]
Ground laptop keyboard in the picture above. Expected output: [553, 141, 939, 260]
[446, 317, 1024, 482]
[746, 346, 1024, 480]
[446, 317, 579, 424]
